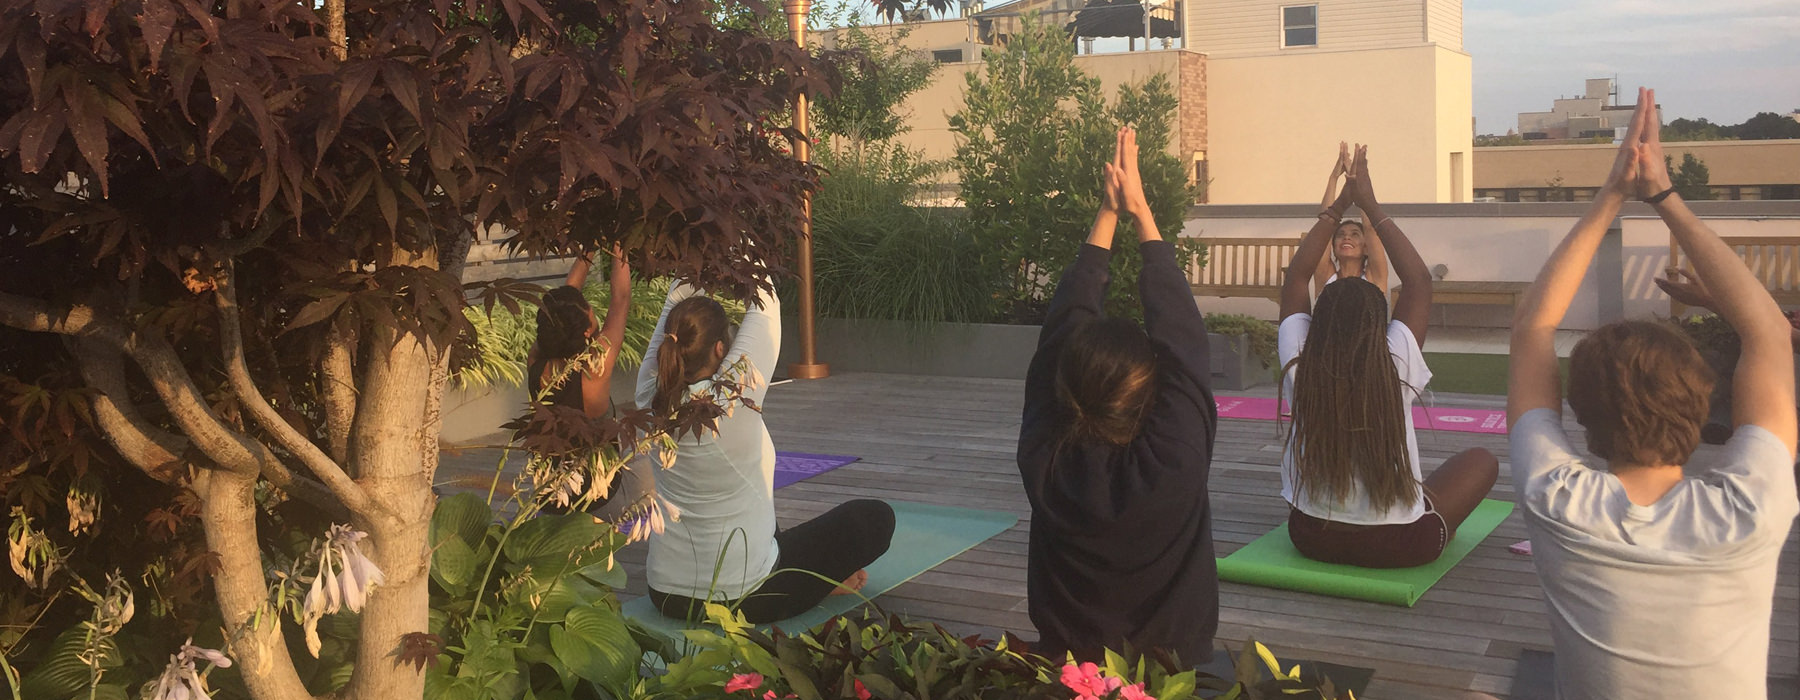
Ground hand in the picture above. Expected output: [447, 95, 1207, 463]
[1331, 141, 1349, 178]
[1347, 144, 1376, 209]
[1602, 87, 1667, 198]
[1116, 127, 1150, 217]
[1101, 148, 1124, 214]
[1655, 267, 1716, 310]
[1631, 88, 1673, 199]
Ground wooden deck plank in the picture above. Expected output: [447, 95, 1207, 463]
[437, 371, 1800, 698]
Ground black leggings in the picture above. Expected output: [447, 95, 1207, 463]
[650, 499, 896, 624]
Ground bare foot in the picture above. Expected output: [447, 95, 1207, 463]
[828, 569, 869, 596]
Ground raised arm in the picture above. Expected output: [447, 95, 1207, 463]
[720, 275, 781, 402]
[1363, 221, 1390, 293]
[1320, 142, 1348, 209]
[1114, 127, 1209, 382]
[1348, 146, 1431, 344]
[1634, 91, 1796, 451]
[580, 245, 631, 417]
[564, 252, 593, 289]
[1507, 90, 1646, 424]
[1283, 156, 1357, 319]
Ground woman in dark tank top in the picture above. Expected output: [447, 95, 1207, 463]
[526, 245, 634, 513]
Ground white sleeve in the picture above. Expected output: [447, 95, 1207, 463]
[1708, 424, 1800, 527]
[716, 284, 781, 402]
[1386, 320, 1433, 393]
[635, 281, 704, 410]
[1277, 314, 1311, 369]
[1508, 408, 1584, 490]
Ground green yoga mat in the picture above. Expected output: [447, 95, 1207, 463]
[1216, 498, 1515, 606]
[623, 500, 1018, 639]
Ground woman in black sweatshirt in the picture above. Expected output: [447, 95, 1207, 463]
[1017, 127, 1220, 664]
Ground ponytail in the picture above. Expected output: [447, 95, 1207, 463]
[1052, 318, 1158, 447]
[651, 296, 732, 417]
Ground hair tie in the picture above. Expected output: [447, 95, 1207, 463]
[665, 332, 679, 343]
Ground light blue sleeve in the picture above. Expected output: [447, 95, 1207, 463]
[1705, 424, 1800, 531]
[1509, 408, 1584, 492]
[717, 283, 780, 404]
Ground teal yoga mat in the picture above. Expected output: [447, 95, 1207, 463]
[623, 500, 1018, 639]
[1216, 498, 1515, 606]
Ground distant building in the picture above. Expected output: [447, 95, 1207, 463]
[1515, 78, 1658, 141]
[1473, 139, 1800, 202]
[819, 0, 1474, 204]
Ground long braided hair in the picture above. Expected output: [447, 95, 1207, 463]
[1281, 277, 1417, 512]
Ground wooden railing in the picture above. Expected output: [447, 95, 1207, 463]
[1668, 235, 1800, 314]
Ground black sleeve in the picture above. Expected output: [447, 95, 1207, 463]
[1137, 240, 1218, 480]
[1022, 244, 1113, 446]
[1138, 240, 1211, 384]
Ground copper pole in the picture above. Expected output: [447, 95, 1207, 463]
[785, 0, 829, 380]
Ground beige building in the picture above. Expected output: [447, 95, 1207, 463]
[1514, 78, 1655, 141]
[821, 0, 1474, 204]
[1474, 139, 1800, 202]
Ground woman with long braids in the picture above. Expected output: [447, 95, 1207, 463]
[1311, 141, 1388, 296]
[1277, 145, 1497, 568]
[1017, 127, 1219, 663]
[635, 269, 894, 624]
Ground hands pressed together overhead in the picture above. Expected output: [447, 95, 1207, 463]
[1101, 127, 1151, 219]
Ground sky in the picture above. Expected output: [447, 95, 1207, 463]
[1464, 0, 1800, 134]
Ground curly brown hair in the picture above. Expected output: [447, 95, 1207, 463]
[1566, 320, 1716, 468]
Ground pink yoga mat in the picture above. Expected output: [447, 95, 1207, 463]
[1214, 396, 1509, 434]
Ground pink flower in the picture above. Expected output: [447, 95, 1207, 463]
[1059, 662, 1114, 699]
[855, 679, 872, 700]
[761, 692, 796, 700]
[1119, 682, 1154, 700]
[725, 673, 763, 693]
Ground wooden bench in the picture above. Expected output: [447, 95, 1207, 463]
[1392, 281, 1530, 306]
[1187, 237, 1300, 300]
[1668, 235, 1800, 315]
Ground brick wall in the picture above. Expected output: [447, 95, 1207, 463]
[1178, 51, 1208, 199]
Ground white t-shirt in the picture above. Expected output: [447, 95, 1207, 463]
[1510, 409, 1798, 700]
[1276, 315, 1433, 525]
[636, 283, 782, 601]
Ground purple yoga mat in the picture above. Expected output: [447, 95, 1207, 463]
[773, 451, 860, 489]
[1213, 396, 1509, 434]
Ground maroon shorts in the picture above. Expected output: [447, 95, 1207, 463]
[1287, 498, 1447, 569]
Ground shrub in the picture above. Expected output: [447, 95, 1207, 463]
[1204, 314, 1279, 370]
[951, 14, 1203, 324]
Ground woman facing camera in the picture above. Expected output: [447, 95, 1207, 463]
[1277, 145, 1497, 569]
[1313, 141, 1389, 295]
[1017, 127, 1220, 663]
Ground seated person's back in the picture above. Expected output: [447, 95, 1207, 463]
[1506, 88, 1799, 700]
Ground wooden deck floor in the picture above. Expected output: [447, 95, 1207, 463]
[441, 372, 1799, 699]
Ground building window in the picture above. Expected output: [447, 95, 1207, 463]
[932, 49, 965, 63]
[1281, 5, 1317, 48]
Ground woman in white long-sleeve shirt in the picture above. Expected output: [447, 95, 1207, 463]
[636, 281, 894, 623]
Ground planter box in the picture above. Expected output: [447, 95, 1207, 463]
[777, 318, 1041, 379]
[1208, 332, 1271, 391]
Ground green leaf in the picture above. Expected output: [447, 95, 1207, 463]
[18, 625, 110, 700]
[431, 533, 480, 595]
[551, 607, 637, 689]
[501, 513, 609, 573]
[434, 492, 495, 545]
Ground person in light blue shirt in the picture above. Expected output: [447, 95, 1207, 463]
[1507, 88, 1798, 700]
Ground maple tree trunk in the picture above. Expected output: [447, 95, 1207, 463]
[196, 469, 315, 700]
